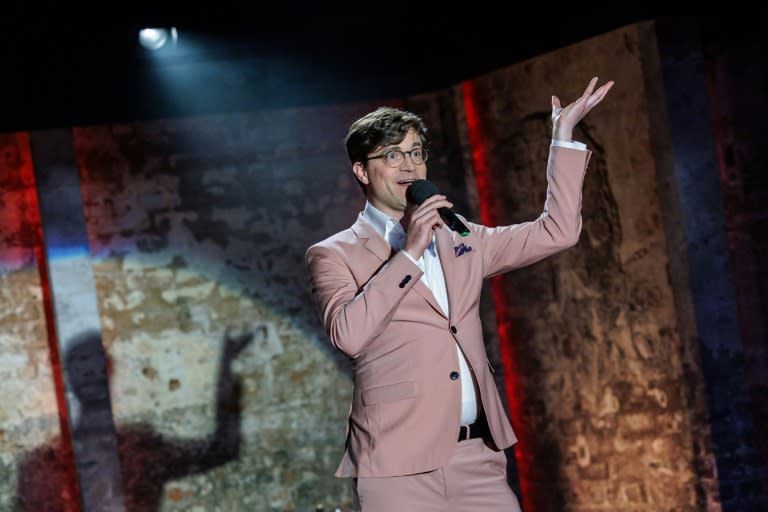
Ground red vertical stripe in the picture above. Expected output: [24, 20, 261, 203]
[462, 82, 535, 511]
[18, 132, 83, 511]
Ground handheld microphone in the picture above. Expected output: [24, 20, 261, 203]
[405, 179, 470, 237]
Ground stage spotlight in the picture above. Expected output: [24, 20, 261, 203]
[138, 27, 178, 50]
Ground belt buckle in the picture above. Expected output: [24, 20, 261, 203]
[460, 424, 471, 441]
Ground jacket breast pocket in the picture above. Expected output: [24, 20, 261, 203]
[361, 381, 417, 405]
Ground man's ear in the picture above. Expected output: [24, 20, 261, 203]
[352, 162, 369, 185]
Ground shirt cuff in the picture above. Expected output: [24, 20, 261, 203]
[552, 139, 587, 151]
[400, 250, 424, 270]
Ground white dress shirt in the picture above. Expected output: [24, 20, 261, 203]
[361, 139, 587, 426]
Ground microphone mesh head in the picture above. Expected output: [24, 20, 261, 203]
[405, 179, 440, 205]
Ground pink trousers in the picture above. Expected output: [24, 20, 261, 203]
[353, 438, 522, 512]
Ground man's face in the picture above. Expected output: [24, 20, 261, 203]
[353, 128, 426, 219]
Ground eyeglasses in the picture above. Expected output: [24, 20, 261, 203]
[365, 148, 428, 167]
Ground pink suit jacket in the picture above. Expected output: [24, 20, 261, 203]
[305, 146, 591, 478]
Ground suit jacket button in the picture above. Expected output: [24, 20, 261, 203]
[450, 371, 460, 380]
[450, 325, 457, 334]
[399, 275, 412, 288]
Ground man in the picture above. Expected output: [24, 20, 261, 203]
[305, 77, 613, 511]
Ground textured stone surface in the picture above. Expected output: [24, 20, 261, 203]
[638, 22, 724, 512]
[453, 22, 711, 511]
[0, 132, 82, 511]
[68, 105, 376, 511]
[30, 129, 126, 511]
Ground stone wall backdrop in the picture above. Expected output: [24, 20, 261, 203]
[0, 94, 476, 511]
[1, 16, 766, 512]
[0, 132, 83, 511]
[70, 105, 385, 512]
[453, 21, 717, 511]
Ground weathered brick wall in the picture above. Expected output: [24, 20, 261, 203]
[0, 132, 82, 510]
[0, 92, 476, 511]
[68, 105, 389, 511]
[452, 22, 714, 511]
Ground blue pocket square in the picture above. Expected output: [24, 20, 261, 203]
[453, 243, 473, 257]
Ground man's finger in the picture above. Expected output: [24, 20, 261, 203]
[581, 77, 598, 98]
[585, 81, 614, 109]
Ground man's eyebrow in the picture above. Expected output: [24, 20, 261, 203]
[383, 141, 423, 150]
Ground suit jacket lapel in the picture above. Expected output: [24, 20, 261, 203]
[351, 213, 445, 316]
[351, 213, 390, 262]
[412, 275, 445, 318]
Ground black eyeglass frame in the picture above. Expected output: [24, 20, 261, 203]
[363, 148, 429, 167]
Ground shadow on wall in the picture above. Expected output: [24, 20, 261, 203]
[15, 329, 252, 511]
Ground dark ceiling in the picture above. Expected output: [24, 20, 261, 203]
[0, 6, 728, 132]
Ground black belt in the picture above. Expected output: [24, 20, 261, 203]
[458, 413, 490, 442]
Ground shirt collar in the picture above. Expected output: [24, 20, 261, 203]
[362, 201, 435, 255]
[362, 201, 394, 238]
